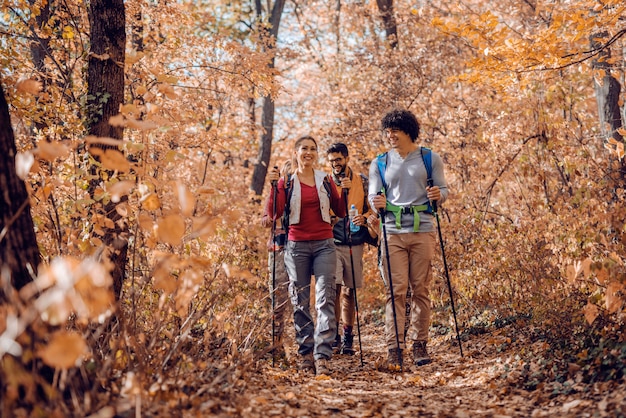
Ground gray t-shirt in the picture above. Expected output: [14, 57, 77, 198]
[368, 147, 448, 233]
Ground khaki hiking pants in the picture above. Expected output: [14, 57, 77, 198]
[380, 231, 436, 350]
[334, 244, 364, 328]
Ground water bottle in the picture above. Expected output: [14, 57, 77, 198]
[349, 204, 359, 233]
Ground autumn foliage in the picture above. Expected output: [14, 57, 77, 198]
[1, 0, 625, 415]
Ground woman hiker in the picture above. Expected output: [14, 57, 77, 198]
[266, 136, 348, 376]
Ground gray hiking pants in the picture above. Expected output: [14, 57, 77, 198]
[284, 238, 337, 360]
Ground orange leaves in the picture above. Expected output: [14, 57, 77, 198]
[35, 141, 71, 162]
[89, 148, 131, 172]
[176, 182, 196, 217]
[222, 263, 257, 286]
[141, 193, 161, 211]
[15, 78, 42, 95]
[108, 180, 135, 203]
[20, 257, 114, 326]
[606, 282, 625, 314]
[604, 137, 624, 161]
[584, 303, 599, 325]
[566, 258, 592, 284]
[156, 214, 186, 246]
[38, 331, 87, 369]
[151, 252, 206, 317]
[568, 256, 625, 323]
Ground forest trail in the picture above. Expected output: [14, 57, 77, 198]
[230, 324, 625, 418]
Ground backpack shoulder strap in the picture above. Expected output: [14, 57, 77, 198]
[283, 175, 294, 234]
[420, 147, 433, 187]
[322, 175, 332, 197]
[376, 152, 388, 192]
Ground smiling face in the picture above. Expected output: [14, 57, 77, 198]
[327, 152, 348, 177]
[383, 128, 412, 152]
[295, 138, 318, 170]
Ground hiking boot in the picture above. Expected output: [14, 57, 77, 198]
[340, 333, 355, 355]
[315, 358, 332, 376]
[387, 348, 403, 371]
[413, 341, 431, 366]
[298, 353, 315, 373]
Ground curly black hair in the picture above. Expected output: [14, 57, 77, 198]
[380, 109, 420, 142]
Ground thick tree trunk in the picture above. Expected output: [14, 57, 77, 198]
[376, 0, 398, 49]
[0, 82, 40, 294]
[250, 0, 286, 196]
[87, 0, 125, 140]
[87, 0, 127, 299]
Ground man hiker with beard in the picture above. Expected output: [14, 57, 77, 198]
[326, 142, 374, 356]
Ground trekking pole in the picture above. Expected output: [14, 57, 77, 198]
[343, 188, 364, 366]
[428, 181, 463, 357]
[378, 192, 403, 371]
[270, 167, 278, 367]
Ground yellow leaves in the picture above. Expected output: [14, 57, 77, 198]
[62, 26, 75, 40]
[141, 193, 161, 211]
[39, 331, 86, 369]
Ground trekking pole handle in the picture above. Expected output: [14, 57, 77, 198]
[427, 178, 438, 213]
[270, 166, 278, 187]
[376, 191, 386, 216]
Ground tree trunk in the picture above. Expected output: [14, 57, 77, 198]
[591, 31, 623, 144]
[250, 0, 286, 196]
[376, 0, 398, 49]
[0, 81, 40, 294]
[87, 0, 127, 299]
[590, 30, 626, 186]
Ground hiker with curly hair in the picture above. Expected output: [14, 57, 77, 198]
[368, 108, 449, 370]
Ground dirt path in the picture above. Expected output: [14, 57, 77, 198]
[236, 326, 625, 417]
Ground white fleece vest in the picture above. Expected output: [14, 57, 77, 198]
[288, 170, 331, 226]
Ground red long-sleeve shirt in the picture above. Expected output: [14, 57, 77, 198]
[267, 175, 346, 242]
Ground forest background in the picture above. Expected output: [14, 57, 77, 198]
[0, 0, 625, 416]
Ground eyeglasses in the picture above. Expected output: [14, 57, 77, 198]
[329, 157, 344, 164]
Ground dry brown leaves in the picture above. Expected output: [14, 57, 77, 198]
[215, 325, 626, 418]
